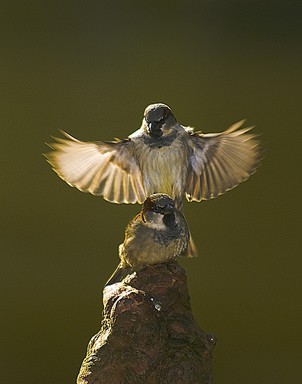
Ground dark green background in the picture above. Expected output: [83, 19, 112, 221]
[1, 1, 301, 383]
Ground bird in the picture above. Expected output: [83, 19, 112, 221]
[45, 103, 261, 256]
[106, 193, 190, 285]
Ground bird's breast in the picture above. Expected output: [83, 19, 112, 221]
[136, 139, 189, 200]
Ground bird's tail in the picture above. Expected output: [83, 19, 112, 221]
[187, 233, 199, 258]
[105, 263, 134, 286]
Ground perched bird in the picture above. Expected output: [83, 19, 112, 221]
[106, 193, 190, 285]
[46, 103, 261, 256]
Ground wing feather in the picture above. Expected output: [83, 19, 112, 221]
[186, 121, 262, 201]
[45, 131, 146, 204]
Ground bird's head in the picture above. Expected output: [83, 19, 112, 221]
[143, 103, 177, 139]
[142, 193, 176, 227]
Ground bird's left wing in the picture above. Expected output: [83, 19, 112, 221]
[186, 120, 261, 201]
[45, 131, 146, 204]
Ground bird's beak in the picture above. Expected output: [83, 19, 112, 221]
[162, 203, 174, 215]
[147, 122, 163, 138]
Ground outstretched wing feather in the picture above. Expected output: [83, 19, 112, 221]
[45, 132, 146, 204]
[186, 122, 261, 201]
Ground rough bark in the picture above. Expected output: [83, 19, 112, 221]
[77, 261, 216, 384]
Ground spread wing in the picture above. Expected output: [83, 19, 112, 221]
[186, 120, 261, 201]
[45, 131, 146, 204]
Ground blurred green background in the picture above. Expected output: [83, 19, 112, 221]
[1, 1, 301, 383]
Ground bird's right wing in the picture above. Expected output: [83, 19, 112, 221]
[45, 131, 146, 204]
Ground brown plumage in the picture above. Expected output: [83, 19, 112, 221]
[106, 193, 190, 285]
[45, 103, 262, 257]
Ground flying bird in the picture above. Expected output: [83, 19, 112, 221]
[106, 193, 190, 285]
[45, 103, 261, 256]
[46, 103, 260, 207]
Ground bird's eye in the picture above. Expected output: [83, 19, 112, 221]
[153, 205, 161, 213]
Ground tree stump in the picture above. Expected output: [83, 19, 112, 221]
[77, 261, 216, 384]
